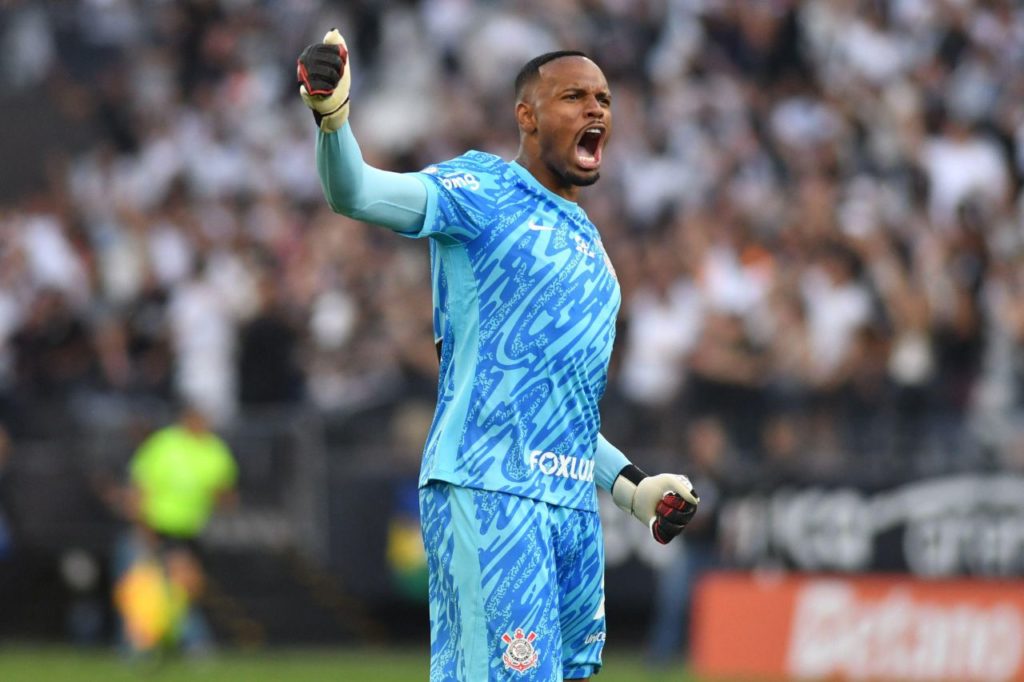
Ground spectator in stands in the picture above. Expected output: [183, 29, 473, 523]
[237, 274, 304, 408]
[617, 238, 703, 449]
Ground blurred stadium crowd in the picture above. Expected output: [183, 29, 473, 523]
[1, 0, 1023, 485]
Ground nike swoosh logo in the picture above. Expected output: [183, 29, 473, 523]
[528, 220, 557, 232]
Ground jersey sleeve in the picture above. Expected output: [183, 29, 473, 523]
[317, 124, 430, 233]
[594, 433, 631, 492]
[406, 152, 507, 243]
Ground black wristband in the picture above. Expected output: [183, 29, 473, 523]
[616, 464, 648, 487]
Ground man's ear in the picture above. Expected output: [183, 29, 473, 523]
[516, 101, 537, 134]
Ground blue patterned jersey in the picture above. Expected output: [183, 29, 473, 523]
[407, 152, 621, 512]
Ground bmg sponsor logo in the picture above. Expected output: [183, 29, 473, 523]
[528, 450, 595, 482]
[440, 172, 480, 191]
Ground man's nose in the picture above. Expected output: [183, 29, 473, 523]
[584, 96, 605, 118]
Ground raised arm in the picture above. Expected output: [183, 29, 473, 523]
[317, 124, 428, 232]
[299, 29, 429, 233]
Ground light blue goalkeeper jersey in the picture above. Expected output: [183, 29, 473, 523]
[407, 152, 621, 512]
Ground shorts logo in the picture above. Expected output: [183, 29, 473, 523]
[501, 628, 539, 673]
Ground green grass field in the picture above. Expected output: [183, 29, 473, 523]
[0, 646, 703, 682]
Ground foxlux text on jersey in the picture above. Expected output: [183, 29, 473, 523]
[528, 450, 595, 482]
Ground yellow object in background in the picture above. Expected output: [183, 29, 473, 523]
[114, 557, 188, 651]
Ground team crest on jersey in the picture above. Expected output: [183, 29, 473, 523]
[501, 628, 539, 673]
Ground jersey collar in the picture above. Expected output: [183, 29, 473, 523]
[509, 161, 582, 215]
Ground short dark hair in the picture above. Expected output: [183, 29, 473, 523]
[514, 50, 589, 99]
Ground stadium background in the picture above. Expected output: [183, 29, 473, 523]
[1, 0, 1023, 680]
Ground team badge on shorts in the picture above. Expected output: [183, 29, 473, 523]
[501, 628, 539, 673]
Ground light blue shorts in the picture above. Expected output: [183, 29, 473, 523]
[420, 482, 606, 681]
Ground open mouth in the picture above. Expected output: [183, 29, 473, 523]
[575, 127, 604, 171]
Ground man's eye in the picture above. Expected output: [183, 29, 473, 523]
[565, 93, 579, 100]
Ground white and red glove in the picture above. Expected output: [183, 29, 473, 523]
[611, 465, 699, 544]
[297, 29, 351, 132]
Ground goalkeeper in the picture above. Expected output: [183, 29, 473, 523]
[298, 30, 699, 682]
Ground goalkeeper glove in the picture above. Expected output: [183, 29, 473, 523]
[297, 29, 351, 133]
[611, 465, 699, 545]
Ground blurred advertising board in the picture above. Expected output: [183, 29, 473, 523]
[692, 572, 1024, 681]
[720, 475, 1024, 576]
